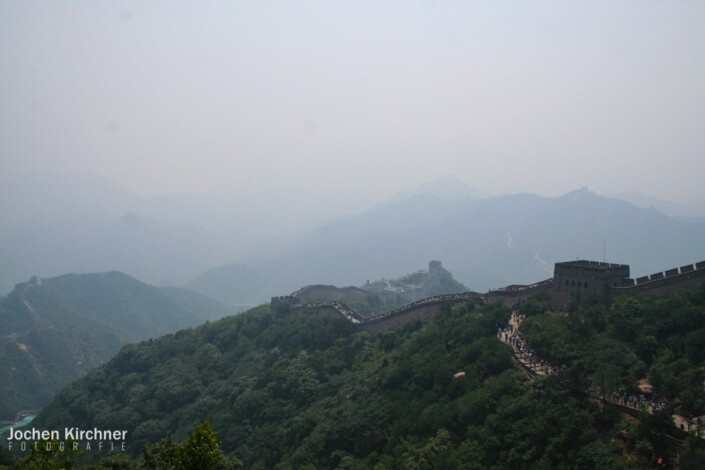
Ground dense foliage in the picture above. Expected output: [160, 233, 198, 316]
[29, 295, 694, 469]
[521, 285, 705, 415]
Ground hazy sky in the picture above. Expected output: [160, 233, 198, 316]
[2, 1, 704, 202]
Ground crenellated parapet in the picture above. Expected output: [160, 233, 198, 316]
[612, 261, 705, 298]
[270, 295, 300, 317]
[271, 259, 705, 328]
[271, 291, 484, 326]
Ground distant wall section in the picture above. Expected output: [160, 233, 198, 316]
[486, 279, 553, 307]
[359, 303, 444, 332]
[272, 260, 705, 330]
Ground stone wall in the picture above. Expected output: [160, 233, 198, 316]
[486, 280, 553, 307]
[360, 303, 443, 332]
[612, 264, 705, 298]
[553, 261, 630, 303]
[272, 259, 705, 331]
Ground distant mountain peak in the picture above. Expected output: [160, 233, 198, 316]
[611, 191, 705, 219]
[393, 175, 486, 201]
[569, 186, 592, 195]
[559, 187, 603, 203]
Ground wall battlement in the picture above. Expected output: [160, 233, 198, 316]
[271, 259, 705, 327]
[613, 261, 705, 298]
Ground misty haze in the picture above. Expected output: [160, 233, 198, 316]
[1, 1, 704, 468]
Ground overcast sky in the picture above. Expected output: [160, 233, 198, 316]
[1, 1, 704, 202]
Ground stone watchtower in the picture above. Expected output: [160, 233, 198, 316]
[552, 260, 630, 304]
[429, 260, 442, 274]
[270, 295, 300, 318]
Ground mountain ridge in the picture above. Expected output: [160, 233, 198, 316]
[0, 271, 232, 420]
[189, 188, 705, 305]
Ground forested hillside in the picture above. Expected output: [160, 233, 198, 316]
[29, 288, 705, 468]
[520, 288, 705, 416]
[0, 272, 232, 420]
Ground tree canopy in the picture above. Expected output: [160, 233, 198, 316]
[26, 286, 705, 468]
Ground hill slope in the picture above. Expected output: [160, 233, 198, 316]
[33, 288, 705, 468]
[0, 272, 231, 419]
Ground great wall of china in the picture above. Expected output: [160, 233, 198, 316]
[270, 259, 705, 444]
[499, 311, 704, 440]
[271, 259, 705, 329]
[272, 291, 485, 331]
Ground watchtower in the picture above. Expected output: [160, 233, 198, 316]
[270, 295, 300, 317]
[429, 260, 442, 274]
[553, 260, 630, 302]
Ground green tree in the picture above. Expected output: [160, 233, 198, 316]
[178, 422, 238, 470]
[400, 428, 453, 470]
[15, 439, 84, 470]
[0, 443, 16, 467]
[91, 453, 140, 469]
[141, 434, 180, 469]
[142, 421, 242, 470]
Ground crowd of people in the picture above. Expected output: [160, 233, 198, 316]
[328, 301, 363, 324]
[290, 291, 484, 325]
[499, 310, 704, 437]
[499, 320, 558, 377]
[489, 278, 553, 293]
[610, 392, 669, 412]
